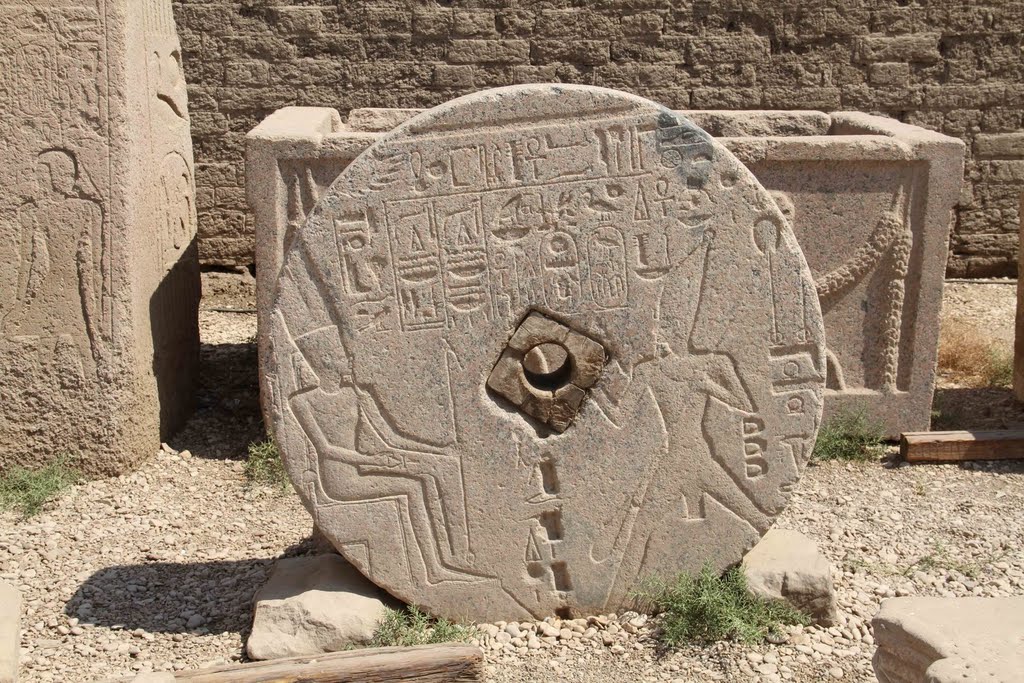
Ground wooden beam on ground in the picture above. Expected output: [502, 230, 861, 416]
[901, 430, 1024, 463]
[106, 643, 482, 683]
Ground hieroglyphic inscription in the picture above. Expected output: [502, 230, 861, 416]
[267, 86, 826, 622]
[322, 113, 718, 338]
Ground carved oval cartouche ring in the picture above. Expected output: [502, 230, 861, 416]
[265, 84, 826, 622]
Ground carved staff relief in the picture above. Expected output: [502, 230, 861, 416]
[266, 85, 827, 622]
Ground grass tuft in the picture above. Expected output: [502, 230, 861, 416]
[812, 409, 885, 462]
[244, 439, 289, 489]
[371, 606, 474, 647]
[0, 455, 81, 518]
[634, 565, 810, 646]
[938, 318, 1013, 388]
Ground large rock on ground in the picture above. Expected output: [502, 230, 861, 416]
[742, 528, 837, 626]
[0, 581, 20, 683]
[247, 555, 391, 660]
[873, 597, 1024, 683]
[0, 0, 199, 475]
[263, 84, 826, 622]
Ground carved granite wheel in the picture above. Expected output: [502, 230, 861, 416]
[265, 84, 826, 622]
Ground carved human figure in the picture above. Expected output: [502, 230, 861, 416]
[276, 241, 479, 585]
[585, 224, 770, 603]
[266, 85, 825, 621]
[5, 150, 103, 374]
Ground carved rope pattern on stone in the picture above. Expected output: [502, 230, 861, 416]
[814, 211, 904, 301]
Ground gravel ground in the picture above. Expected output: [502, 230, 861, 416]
[3, 274, 1024, 683]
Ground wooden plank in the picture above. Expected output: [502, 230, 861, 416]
[106, 644, 482, 683]
[901, 430, 1024, 462]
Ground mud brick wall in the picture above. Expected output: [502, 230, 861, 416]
[173, 0, 1024, 277]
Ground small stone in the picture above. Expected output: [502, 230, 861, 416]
[742, 529, 838, 625]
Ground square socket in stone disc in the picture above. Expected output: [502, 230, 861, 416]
[487, 312, 606, 432]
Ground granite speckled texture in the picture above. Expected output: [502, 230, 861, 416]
[263, 85, 825, 622]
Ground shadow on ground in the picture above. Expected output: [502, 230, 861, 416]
[168, 340, 264, 461]
[65, 540, 319, 636]
[932, 385, 1024, 431]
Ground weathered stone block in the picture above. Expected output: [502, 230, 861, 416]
[0, 0, 200, 474]
[258, 85, 825, 622]
[247, 555, 391, 660]
[433, 65, 475, 88]
[688, 36, 770, 64]
[621, 12, 664, 35]
[533, 39, 611, 66]
[855, 33, 941, 64]
[975, 132, 1024, 159]
[411, 9, 451, 38]
[869, 62, 911, 87]
[742, 529, 837, 625]
[248, 107, 963, 439]
[452, 10, 496, 37]
[873, 597, 1024, 683]
[448, 39, 530, 65]
[268, 7, 324, 37]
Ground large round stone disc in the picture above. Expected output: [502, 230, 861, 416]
[265, 85, 826, 622]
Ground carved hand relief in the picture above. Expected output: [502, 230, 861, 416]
[266, 85, 826, 622]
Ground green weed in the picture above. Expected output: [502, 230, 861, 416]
[244, 439, 289, 489]
[371, 606, 474, 647]
[982, 347, 1013, 388]
[812, 409, 885, 462]
[633, 565, 810, 646]
[0, 456, 81, 518]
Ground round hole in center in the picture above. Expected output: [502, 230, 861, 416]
[523, 342, 573, 391]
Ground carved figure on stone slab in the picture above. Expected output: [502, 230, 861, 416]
[5, 149, 104, 376]
[265, 85, 826, 622]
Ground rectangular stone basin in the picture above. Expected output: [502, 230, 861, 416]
[247, 107, 964, 438]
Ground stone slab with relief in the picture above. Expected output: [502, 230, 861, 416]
[263, 85, 825, 622]
[0, 0, 200, 474]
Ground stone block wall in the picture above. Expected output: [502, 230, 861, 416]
[173, 0, 1024, 278]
